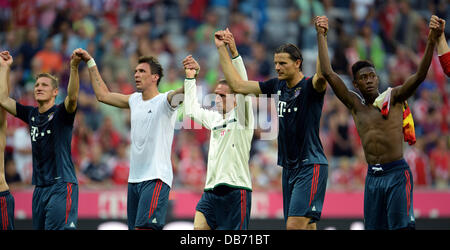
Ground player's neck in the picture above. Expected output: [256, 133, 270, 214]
[362, 92, 379, 106]
[222, 104, 236, 119]
[37, 99, 55, 113]
[286, 72, 304, 88]
[141, 86, 160, 101]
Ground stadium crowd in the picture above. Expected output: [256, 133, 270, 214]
[0, 0, 449, 192]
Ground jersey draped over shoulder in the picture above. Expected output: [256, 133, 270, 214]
[258, 77, 328, 169]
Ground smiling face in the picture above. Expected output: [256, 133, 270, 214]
[274, 52, 301, 81]
[353, 66, 379, 97]
[34, 76, 58, 103]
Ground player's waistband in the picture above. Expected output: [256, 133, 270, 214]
[0, 190, 11, 197]
[367, 158, 408, 175]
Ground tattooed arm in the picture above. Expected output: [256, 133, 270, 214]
[74, 48, 130, 109]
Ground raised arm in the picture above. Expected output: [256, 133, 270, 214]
[215, 31, 261, 95]
[436, 19, 450, 77]
[0, 51, 17, 116]
[312, 43, 327, 93]
[75, 49, 130, 109]
[437, 19, 449, 55]
[392, 15, 443, 103]
[64, 50, 82, 113]
[167, 57, 189, 108]
[0, 55, 10, 127]
[183, 56, 218, 129]
[315, 16, 358, 110]
[222, 28, 249, 81]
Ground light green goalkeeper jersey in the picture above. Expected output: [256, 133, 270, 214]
[184, 56, 254, 191]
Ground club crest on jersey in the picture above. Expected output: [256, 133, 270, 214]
[48, 112, 55, 121]
[294, 87, 302, 98]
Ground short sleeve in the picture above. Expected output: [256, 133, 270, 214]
[57, 104, 76, 126]
[258, 78, 279, 95]
[163, 91, 177, 113]
[15, 102, 34, 125]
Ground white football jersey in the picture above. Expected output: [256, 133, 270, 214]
[128, 91, 177, 187]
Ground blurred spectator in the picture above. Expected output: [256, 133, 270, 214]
[102, 37, 132, 82]
[229, 11, 253, 57]
[350, 148, 367, 189]
[33, 37, 63, 75]
[97, 116, 122, 156]
[293, 0, 325, 49]
[388, 45, 418, 86]
[378, 0, 398, 53]
[5, 159, 22, 186]
[18, 27, 41, 73]
[81, 144, 111, 183]
[351, 0, 374, 22]
[392, 0, 421, 52]
[329, 103, 354, 158]
[176, 132, 206, 192]
[159, 67, 183, 93]
[250, 42, 272, 81]
[405, 138, 432, 188]
[109, 140, 130, 186]
[429, 136, 450, 189]
[12, 126, 32, 183]
[354, 22, 386, 71]
[330, 157, 353, 190]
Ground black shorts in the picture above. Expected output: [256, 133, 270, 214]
[127, 179, 170, 230]
[364, 159, 415, 230]
[0, 190, 15, 230]
[196, 185, 252, 230]
[32, 181, 78, 230]
[282, 164, 328, 223]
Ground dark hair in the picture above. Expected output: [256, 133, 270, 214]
[274, 43, 303, 71]
[216, 78, 234, 94]
[351, 60, 375, 80]
[138, 56, 164, 85]
[35, 73, 59, 89]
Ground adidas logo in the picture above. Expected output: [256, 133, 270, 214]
[69, 222, 76, 228]
[148, 109, 152, 113]
[152, 218, 157, 224]
[312, 206, 316, 212]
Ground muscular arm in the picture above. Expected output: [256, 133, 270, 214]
[64, 58, 80, 113]
[0, 62, 16, 116]
[88, 64, 130, 109]
[392, 26, 439, 103]
[217, 45, 261, 95]
[437, 31, 450, 77]
[76, 49, 130, 109]
[167, 85, 184, 108]
[317, 28, 358, 110]
[312, 52, 327, 93]
[0, 67, 9, 127]
[437, 29, 450, 55]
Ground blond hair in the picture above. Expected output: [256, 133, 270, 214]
[35, 73, 59, 89]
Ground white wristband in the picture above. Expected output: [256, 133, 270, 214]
[87, 58, 96, 68]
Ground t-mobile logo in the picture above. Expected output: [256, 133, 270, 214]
[278, 101, 287, 117]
